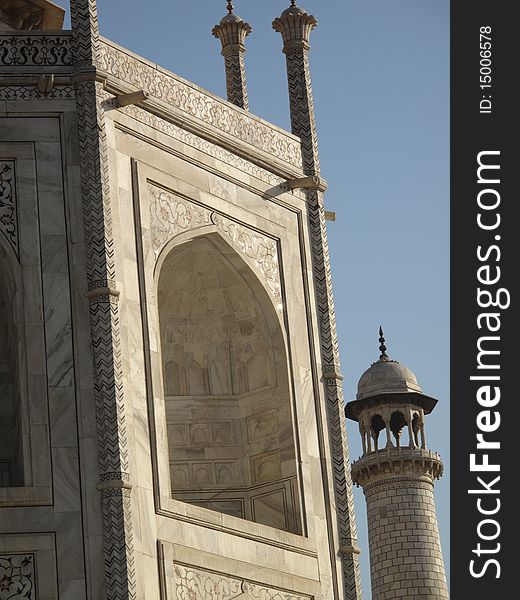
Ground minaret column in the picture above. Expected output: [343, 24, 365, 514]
[212, 2, 251, 110]
[273, 0, 320, 175]
[274, 4, 363, 600]
[346, 331, 449, 600]
[70, 2, 135, 599]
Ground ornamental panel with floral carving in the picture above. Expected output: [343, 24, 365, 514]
[149, 184, 282, 307]
[0, 555, 35, 600]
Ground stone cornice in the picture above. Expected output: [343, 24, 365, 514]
[96, 37, 304, 174]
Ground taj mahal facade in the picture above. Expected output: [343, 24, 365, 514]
[0, 2, 448, 599]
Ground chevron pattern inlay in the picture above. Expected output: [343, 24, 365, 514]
[223, 49, 249, 109]
[71, 2, 136, 599]
[212, 13, 251, 110]
[275, 6, 363, 599]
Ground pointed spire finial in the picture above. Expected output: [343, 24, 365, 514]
[227, 1, 234, 14]
[378, 326, 389, 361]
[291, 0, 297, 6]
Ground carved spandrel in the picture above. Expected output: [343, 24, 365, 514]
[169, 563, 312, 600]
[149, 184, 282, 308]
[0, 161, 18, 259]
[211, 213, 281, 305]
[150, 186, 211, 254]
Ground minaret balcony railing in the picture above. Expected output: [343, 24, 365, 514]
[351, 446, 444, 487]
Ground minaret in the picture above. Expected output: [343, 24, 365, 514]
[212, 1, 251, 110]
[274, 4, 363, 600]
[346, 329, 449, 600]
[273, 0, 319, 175]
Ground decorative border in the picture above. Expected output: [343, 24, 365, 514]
[166, 562, 313, 600]
[98, 38, 303, 170]
[0, 86, 75, 100]
[0, 33, 72, 67]
[0, 554, 35, 600]
[70, 2, 136, 599]
[0, 160, 18, 259]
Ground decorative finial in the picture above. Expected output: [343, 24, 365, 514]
[291, 0, 297, 5]
[227, 1, 234, 14]
[378, 326, 389, 361]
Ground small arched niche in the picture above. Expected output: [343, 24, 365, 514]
[0, 247, 25, 487]
[157, 234, 302, 534]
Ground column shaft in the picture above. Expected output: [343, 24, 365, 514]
[70, 2, 136, 598]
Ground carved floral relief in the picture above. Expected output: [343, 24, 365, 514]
[0, 161, 18, 259]
[0, 34, 72, 66]
[149, 184, 282, 306]
[0, 555, 35, 600]
[98, 40, 302, 170]
[171, 563, 312, 600]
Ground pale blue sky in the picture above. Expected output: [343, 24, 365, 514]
[59, 1, 450, 596]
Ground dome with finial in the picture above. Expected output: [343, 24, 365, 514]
[356, 327, 423, 401]
[346, 327, 437, 421]
[281, 1, 308, 17]
[213, 1, 252, 47]
[218, 1, 243, 24]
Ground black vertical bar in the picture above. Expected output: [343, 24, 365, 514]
[451, 1, 515, 598]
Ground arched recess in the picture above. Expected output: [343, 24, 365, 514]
[0, 243, 26, 487]
[370, 414, 385, 450]
[390, 411, 407, 448]
[157, 232, 302, 534]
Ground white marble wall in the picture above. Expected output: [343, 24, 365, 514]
[104, 99, 342, 598]
[0, 115, 90, 599]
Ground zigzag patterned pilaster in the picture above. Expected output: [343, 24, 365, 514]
[308, 191, 363, 600]
[284, 47, 320, 176]
[71, 2, 136, 598]
[212, 11, 251, 110]
[70, 0, 100, 69]
[223, 47, 249, 110]
[274, 6, 363, 599]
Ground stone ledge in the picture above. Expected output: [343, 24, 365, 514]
[97, 37, 304, 174]
[351, 447, 444, 488]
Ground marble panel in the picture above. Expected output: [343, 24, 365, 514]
[43, 273, 73, 388]
[251, 452, 282, 484]
[0, 533, 57, 600]
[252, 490, 288, 532]
[163, 561, 313, 600]
[247, 409, 278, 443]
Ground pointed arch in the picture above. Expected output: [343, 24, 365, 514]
[156, 231, 301, 533]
